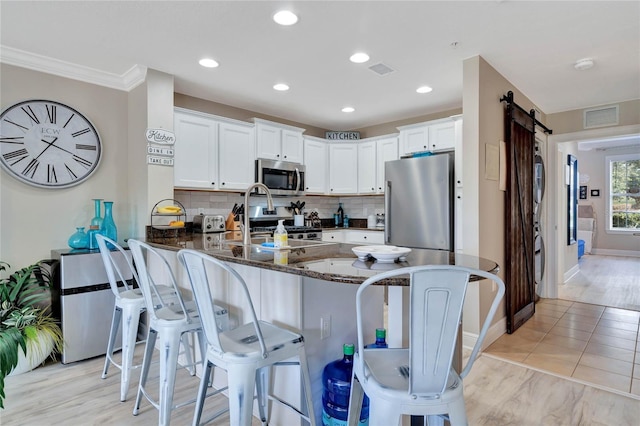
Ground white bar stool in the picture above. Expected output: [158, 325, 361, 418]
[178, 249, 315, 426]
[96, 234, 148, 402]
[128, 239, 206, 426]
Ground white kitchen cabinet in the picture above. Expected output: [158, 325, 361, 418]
[321, 230, 343, 243]
[218, 121, 255, 190]
[398, 123, 429, 156]
[398, 117, 456, 156]
[174, 108, 254, 191]
[303, 136, 328, 194]
[254, 118, 304, 164]
[174, 110, 219, 189]
[376, 136, 398, 193]
[357, 140, 377, 194]
[344, 230, 384, 245]
[329, 143, 358, 194]
[428, 120, 456, 152]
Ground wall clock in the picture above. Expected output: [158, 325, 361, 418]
[0, 99, 102, 189]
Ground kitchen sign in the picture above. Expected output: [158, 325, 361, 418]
[145, 128, 175, 145]
[326, 131, 360, 140]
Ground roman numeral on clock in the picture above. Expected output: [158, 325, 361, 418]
[3, 148, 29, 165]
[46, 104, 57, 124]
[72, 155, 93, 168]
[76, 144, 96, 151]
[47, 164, 57, 183]
[0, 136, 25, 144]
[21, 105, 40, 124]
[22, 158, 39, 178]
[3, 119, 29, 131]
[71, 128, 91, 138]
[64, 163, 77, 179]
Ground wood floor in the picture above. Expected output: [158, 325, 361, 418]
[2, 345, 639, 425]
[559, 254, 640, 311]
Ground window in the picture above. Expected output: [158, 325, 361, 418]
[606, 153, 640, 231]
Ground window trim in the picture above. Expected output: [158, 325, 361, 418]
[605, 152, 640, 234]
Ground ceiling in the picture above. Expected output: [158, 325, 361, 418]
[1, 1, 639, 131]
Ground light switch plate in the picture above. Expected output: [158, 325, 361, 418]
[320, 314, 331, 339]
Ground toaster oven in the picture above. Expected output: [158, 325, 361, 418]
[193, 214, 226, 233]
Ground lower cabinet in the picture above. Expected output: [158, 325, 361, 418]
[344, 230, 385, 245]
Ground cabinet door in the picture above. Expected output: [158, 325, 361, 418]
[329, 144, 358, 194]
[255, 123, 281, 161]
[281, 129, 304, 163]
[376, 137, 398, 193]
[400, 125, 428, 155]
[304, 138, 328, 194]
[174, 112, 218, 189]
[218, 122, 255, 190]
[322, 230, 343, 242]
[357, 141, 377, 194]
[428, 121, 455, 152]
[344, 230, 384, 245]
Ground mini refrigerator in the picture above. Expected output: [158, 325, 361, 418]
[51, 249, 129, 364]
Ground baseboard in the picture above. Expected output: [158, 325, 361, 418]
[463, 316, 507, 351]
[564, 264, 580, 282]
[591, 248, 640, 258]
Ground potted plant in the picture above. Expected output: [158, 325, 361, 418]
[0, 260, 63, 408]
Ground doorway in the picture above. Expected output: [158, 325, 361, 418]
[542, 124, 640, 300]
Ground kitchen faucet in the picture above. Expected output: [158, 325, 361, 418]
[243, 182, 275, 246]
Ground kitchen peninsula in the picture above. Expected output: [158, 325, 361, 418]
[144, 233, 498, 425]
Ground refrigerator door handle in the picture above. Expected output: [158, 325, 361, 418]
[385, 180, 391, 244]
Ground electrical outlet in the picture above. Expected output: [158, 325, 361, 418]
[198, 207, 204, 215]
[320, 314, 331, 339]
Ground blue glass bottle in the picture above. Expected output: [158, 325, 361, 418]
[100, 201, 117, 245]
[68, 227, 89, 249]
[322, 344, 369, 426]
[91, 198, 103, 228]
[365, 328, 388, 349]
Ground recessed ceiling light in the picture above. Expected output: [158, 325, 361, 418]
[350, 52, 370, 63]
[342, 107, 355, 113]
[416, 86, 433, 94]
[273, 83, 290, 91]
[273, 10, 298, 26]
[199, 58, 219, 68]
[574, 58, 594, 70]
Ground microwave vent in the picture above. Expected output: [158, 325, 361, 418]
[583, 105, 619, 129]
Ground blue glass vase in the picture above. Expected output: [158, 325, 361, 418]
[91, 198, 103, 228]
[68, 227, 89, 249]
[100, 201, 117, 244]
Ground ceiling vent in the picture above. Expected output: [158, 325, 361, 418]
[368, 63, 395, 76]
[583, 105, 619, 129]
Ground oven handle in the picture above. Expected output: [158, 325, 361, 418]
[294, 167, 301, 194]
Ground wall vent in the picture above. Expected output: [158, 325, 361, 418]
[583, 105, 619, 129]
[368, 63, 395, 76]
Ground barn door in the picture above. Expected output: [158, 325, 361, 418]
[504, 97, 536, 333]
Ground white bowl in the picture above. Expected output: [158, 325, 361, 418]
[351, 245, 411, 263]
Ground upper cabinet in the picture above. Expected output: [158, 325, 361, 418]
[398, 117, 458, 157]
[174, 108, 255, 191]
[329, 143, 358, 194]
[357, 136, 398, 194]
[254, 118, 304, 164]
[303, 136, 328, 194]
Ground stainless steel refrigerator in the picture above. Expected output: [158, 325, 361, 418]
[384, 152, 454, 251]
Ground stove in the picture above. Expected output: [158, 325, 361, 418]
[252, 225, 322, 241]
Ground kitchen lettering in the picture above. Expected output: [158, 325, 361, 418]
[145, 128, 176, 144]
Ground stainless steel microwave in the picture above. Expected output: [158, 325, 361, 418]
[256, 159, 305, 195]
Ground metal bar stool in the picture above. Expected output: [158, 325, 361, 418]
[178, 249, 315, 426]
[128, 239, 206, 426]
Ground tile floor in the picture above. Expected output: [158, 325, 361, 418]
[485, 298, 640, 396]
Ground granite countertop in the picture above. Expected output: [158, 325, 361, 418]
[144, 231, 499, 286]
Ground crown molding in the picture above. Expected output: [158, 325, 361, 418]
[0, 45, 147, 91]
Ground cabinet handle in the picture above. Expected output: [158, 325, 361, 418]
[276, 154, 280, 158]
[371, 187, 374, 191]
[364, 236, 367, 239]
[457, 195, 461, 199]
[331, 188, 334, 191]
[211, 182, 215, 186]
[284, 155, 287, 158]
[222, 182, 225, 186]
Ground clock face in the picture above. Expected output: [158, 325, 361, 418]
[0, 100, 102, 189]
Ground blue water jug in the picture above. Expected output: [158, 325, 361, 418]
[365, 328, 388, 349]
[322, 343, 369, 426]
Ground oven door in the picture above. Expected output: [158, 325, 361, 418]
[257, 159, 305, 195]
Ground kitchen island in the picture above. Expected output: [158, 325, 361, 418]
[143, 231, 499, 425]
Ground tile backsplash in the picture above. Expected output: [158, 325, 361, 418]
[174, 190, 384, 222]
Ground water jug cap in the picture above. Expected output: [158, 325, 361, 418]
[343, 344, 354, 356]
[376, 328, 386, 338]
